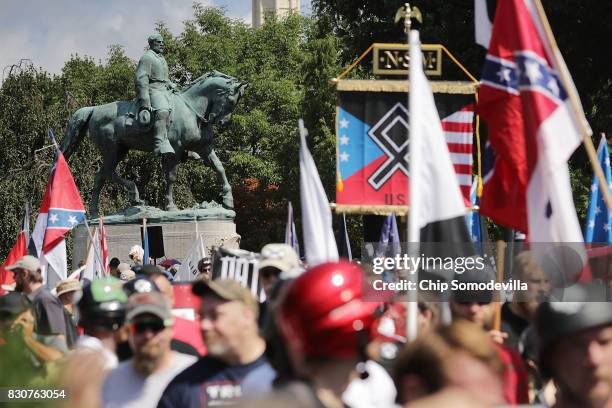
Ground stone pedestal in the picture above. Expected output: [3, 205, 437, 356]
[72, 205, 240, 267]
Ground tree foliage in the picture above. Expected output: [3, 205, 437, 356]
[312, 0, 612, 232]
[0, 6, 340, 259]
[2, 2, 607, 261]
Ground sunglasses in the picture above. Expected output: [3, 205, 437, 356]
[261, 267, 281, 279]
[131, 319, 165, 334]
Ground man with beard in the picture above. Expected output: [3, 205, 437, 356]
[158, 278, 275, 407]
[536, 287, 612, 408]
[501, 251, 551, 349]
[139, 265, 205, 356]
[7, 256, 67, 343]
[101, 292, 196, 408]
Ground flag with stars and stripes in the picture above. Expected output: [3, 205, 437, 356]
[42, 148, 86, 254]
[477, 0, 587, 244]
[39, 130, 86, 285]
[336, 82, 475, 207]
[585, 136, 612, 243]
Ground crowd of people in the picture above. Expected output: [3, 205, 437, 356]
[0, 243, 611, 408]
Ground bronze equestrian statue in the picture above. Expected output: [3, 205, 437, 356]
[61, 66, 246, 218]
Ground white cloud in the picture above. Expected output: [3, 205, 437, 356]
[0, 0, 210, 76]
[0, 0, 311, 78]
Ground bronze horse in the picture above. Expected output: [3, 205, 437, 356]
[61, 71, 246, 217]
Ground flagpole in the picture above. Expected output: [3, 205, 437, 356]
[82, 219, 105, 278]
[532, 0, 612, 214]
[142, 217, 148, 264]
[83, 226, 95, 276]
[493, 240, 505, 331]
[399, 2, 421, 343]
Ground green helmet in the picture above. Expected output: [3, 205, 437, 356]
[77, 277, 128, 331]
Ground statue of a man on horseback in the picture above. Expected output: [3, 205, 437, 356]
[61, 35, 246, 218]
[135, 33, 176, 156]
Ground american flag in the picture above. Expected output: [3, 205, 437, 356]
[442, 103, 475, 200]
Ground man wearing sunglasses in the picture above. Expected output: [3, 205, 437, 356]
[258, 244, 302, 298]
[159, 278, 275, 407]
[102, 292, 196, 408]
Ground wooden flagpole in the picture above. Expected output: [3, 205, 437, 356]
[532, 0, 612, 213]
[493, 240, 505, 331]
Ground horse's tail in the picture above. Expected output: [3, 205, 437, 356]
[61, 106, 94, 160]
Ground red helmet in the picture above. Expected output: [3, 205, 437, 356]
[277, 261, 381, 359]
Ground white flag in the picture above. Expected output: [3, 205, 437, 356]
[82, 228, 99, 282]
[299, 119, 339, 266]
[177, 234, 206, 281]
[475, 0, 495, 48]
[284, 201, 300, 256]
[41, 240, 67, 288]
[408, 30, 470, 240]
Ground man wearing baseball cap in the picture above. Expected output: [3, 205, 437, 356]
[6, 255, 67, 345]
[258, 243, 302, 298]
[0, 291, 66, 385]
[137, 264, 205, 356]
[536, 286, 612, 408]
[159, 278, 275, 407]
[102, 292, 197, 408]
[55, 279, 82, 349]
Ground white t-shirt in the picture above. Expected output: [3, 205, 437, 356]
[75, 335, 118, 370]
[342, 360, 399, 408]
[101, 352, 196, 408]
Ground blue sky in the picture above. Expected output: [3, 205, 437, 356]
[0, 0, 312, 77]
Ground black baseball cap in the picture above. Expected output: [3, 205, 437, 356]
[0, 292, 30, 317]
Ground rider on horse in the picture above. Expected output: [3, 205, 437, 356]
[135, 33, 176, 156]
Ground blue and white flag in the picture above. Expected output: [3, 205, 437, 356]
[284, 201, 300, 257]
[143, 223, 150, 264]
[378, 214, 400, 256]
[585, 136, 612, 243]
[467, 179, 482, 244]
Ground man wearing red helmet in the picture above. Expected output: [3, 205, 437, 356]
[250, 261, 389, 407]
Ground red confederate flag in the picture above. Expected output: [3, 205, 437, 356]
[478, 0, 587, 243]
[34, 130, 86, 285]
[0, 204, 29, 294]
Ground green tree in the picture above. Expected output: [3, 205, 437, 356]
[0, 6, 343, 259]
[312, 0, 612, 229]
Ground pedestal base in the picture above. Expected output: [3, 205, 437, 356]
[73, 218, 240, 268]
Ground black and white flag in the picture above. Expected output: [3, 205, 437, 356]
[475, 0, 497, 48]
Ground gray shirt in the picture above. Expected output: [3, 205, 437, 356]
[102, 352, 196, 408]
[28, 287, 66, 336]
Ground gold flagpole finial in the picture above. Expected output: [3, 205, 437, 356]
[395, 3, 423, 33]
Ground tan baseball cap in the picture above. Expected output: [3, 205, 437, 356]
[259, 244, 301, 276]
[55, 279, 81, 297]
[126, 292, 173, 325]
[5, 255, 41, 273]
[192, 278, 259, 317]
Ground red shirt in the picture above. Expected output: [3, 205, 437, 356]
[497, 344, 529, 405]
